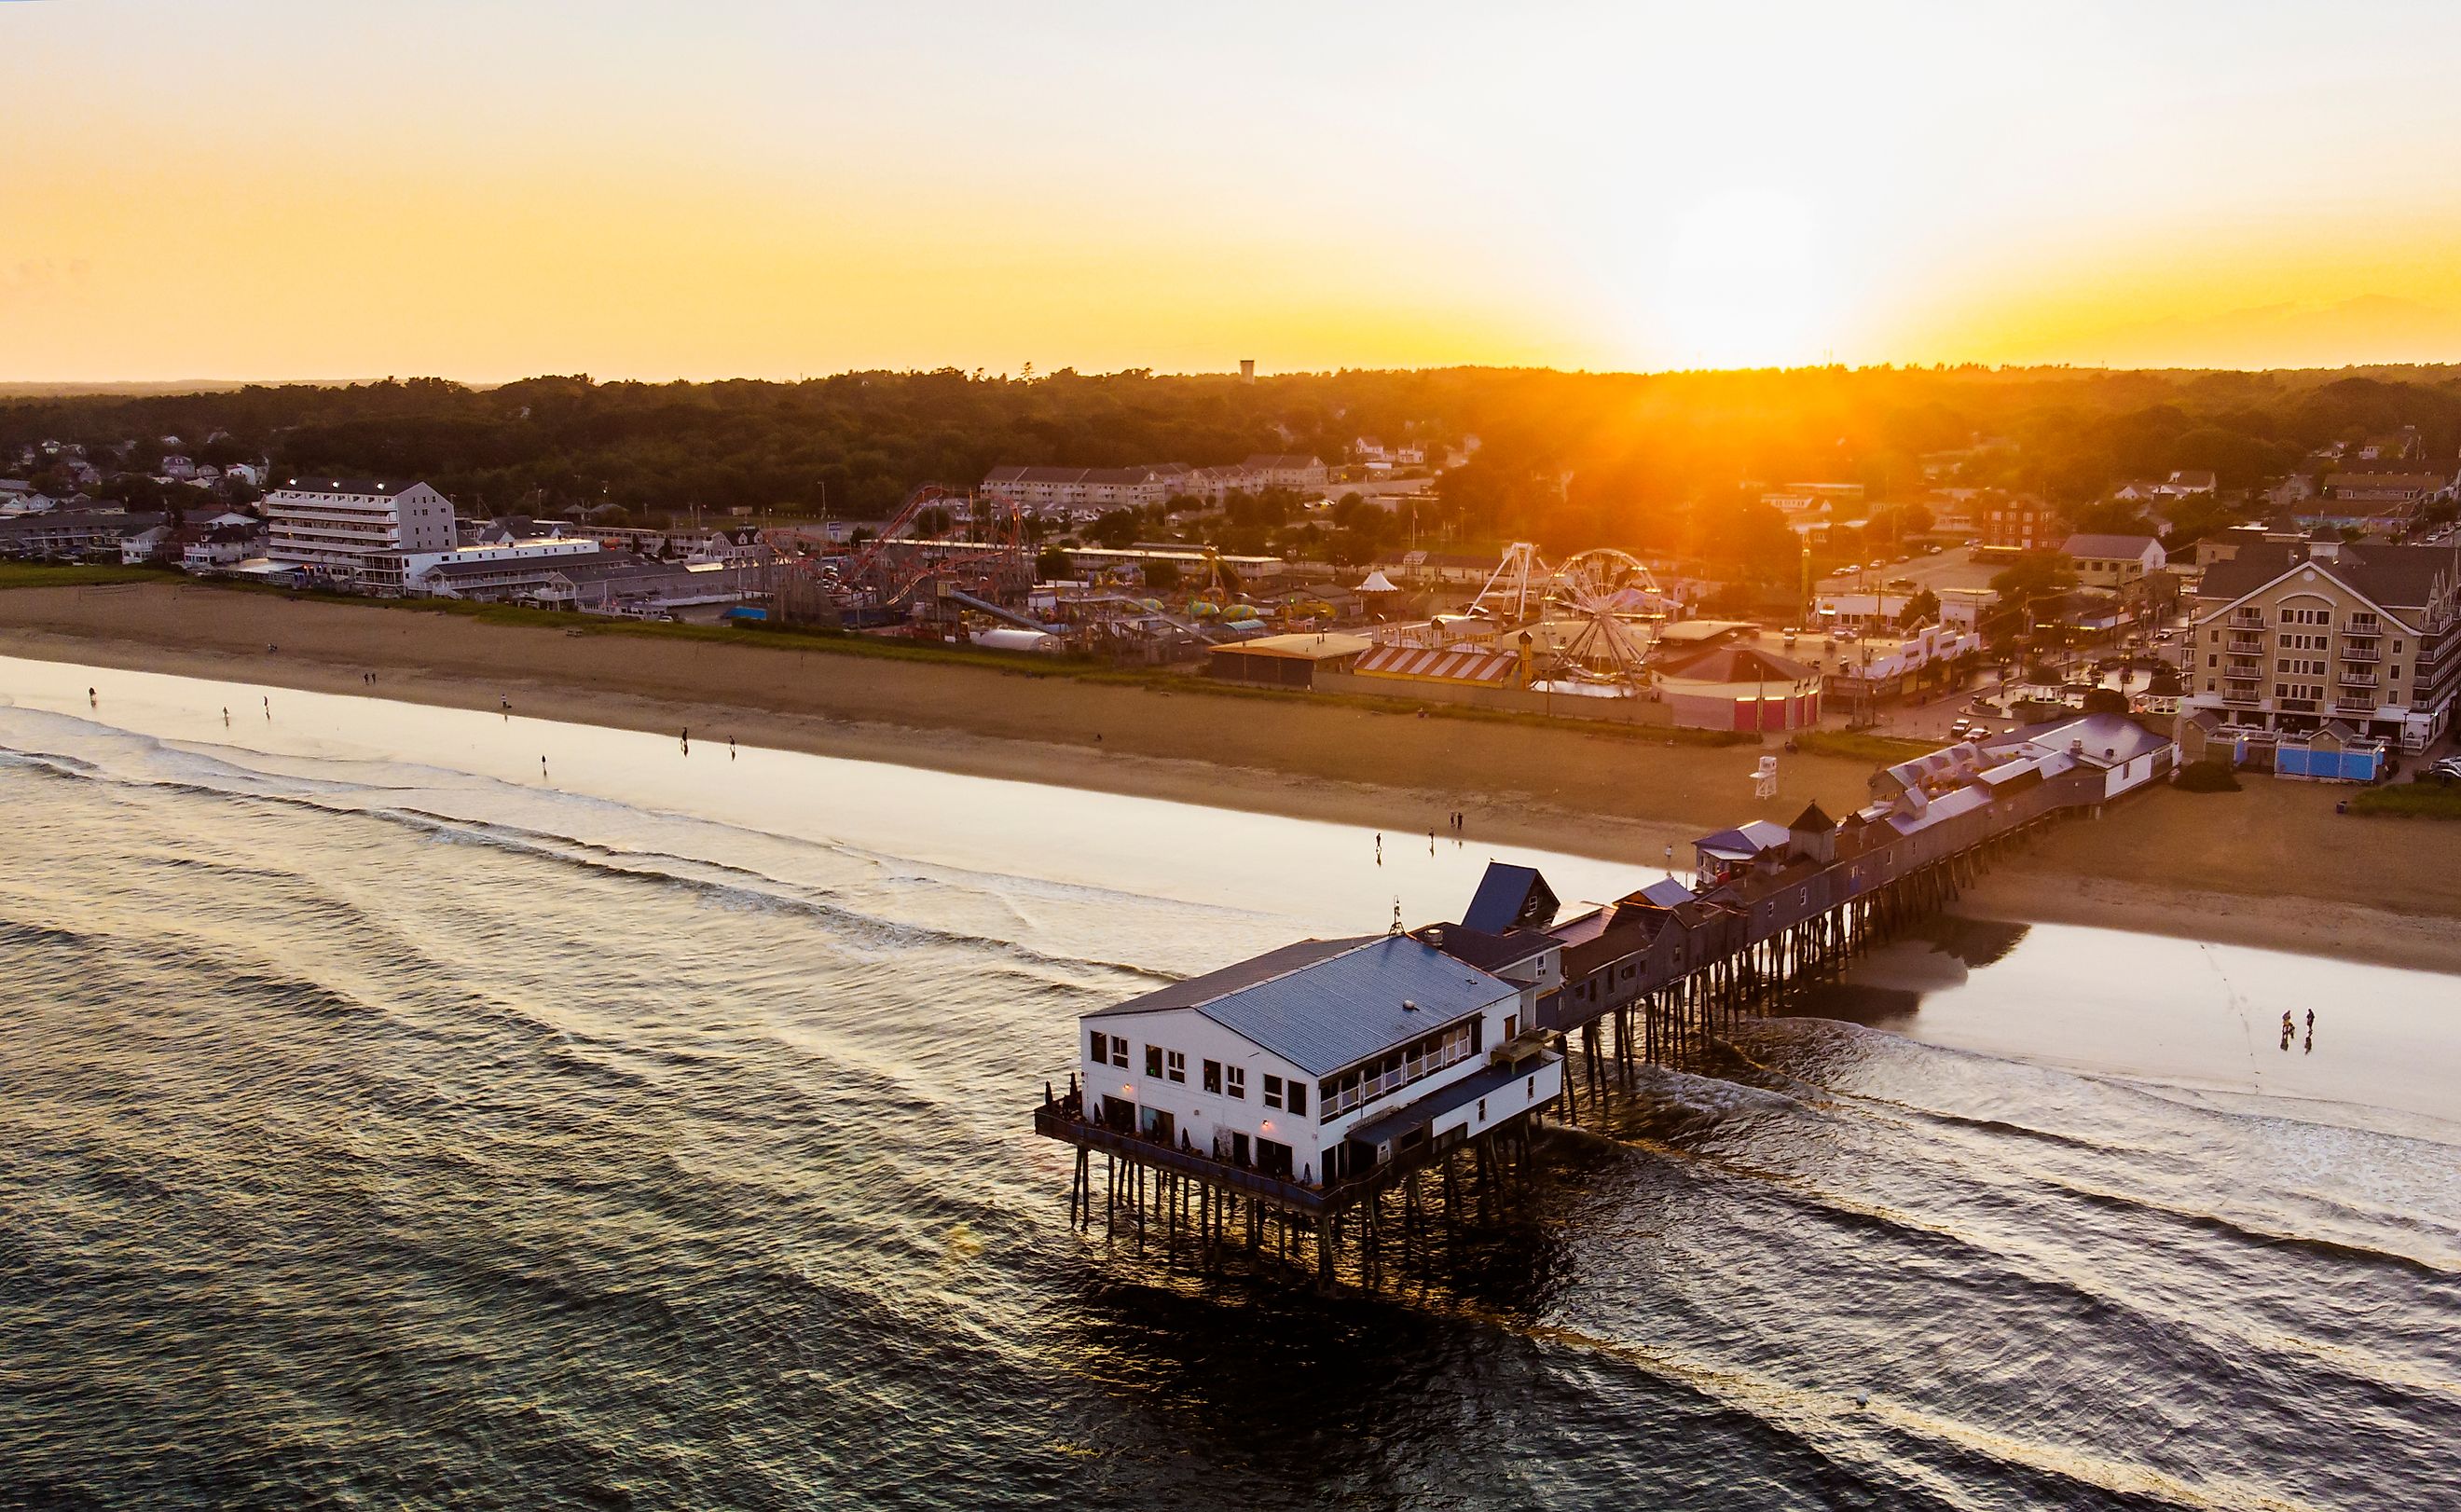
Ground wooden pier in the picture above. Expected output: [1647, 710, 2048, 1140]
[1036, 714, 2169, 1289]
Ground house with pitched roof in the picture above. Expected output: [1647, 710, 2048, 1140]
[1078, 932, 1561, 1186]
[2061, 532, 2166, 589]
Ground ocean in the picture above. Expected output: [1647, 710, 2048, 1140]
[2, 656, 2456, 1511]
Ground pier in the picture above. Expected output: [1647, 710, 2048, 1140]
[1033, 708, 2177, 1287]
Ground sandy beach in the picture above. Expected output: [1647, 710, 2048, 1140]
[4, 581, 2456, 974]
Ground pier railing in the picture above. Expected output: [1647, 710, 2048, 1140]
[1034, 1104, 1333, 1211]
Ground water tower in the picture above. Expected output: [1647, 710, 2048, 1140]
[1239, 359, 1256, 384]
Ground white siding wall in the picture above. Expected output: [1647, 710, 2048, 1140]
[1081, 985, 1538, 1185]
[1080, 1009, 1326, 1177]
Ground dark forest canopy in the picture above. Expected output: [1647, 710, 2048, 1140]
[7, 364, 2459, 550]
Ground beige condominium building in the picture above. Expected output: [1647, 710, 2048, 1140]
[2185, 536, 2461, 752]
[263, 476, 456, 585]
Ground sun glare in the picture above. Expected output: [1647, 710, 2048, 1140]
[1656, 191, 1839, 368]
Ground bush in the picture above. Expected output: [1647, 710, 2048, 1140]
[2172, 760, 2242, 792]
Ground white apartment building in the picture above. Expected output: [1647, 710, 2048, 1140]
[1242, 453, 1329, 491]
[264, 477, 456, 584]
[980, 465, 1182, 514]
[2185, 537, 2461, 751]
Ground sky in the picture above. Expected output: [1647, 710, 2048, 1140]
[7, 0, 2461, 382]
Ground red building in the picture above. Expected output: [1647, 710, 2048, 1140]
[1978, 497, 2057, 552]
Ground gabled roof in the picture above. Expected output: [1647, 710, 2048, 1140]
[1085, 934, 1514, 1076]
[1413, 922, 1553, 974]
[1463, 861, 1558, 933]
[2061, 532, 2162, 558]
[1987, 710, 2171, 769]
[2197, 541, 2460, 616]
[1695, 819, 1791, 858]
[1633, 876, 1697, 908]
[1788, 801, 1835, 834]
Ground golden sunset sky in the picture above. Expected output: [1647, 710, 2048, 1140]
[7, 2, 2461, 380]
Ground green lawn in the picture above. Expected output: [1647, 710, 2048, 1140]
[1793, 730, 1937, 764]
[0, 562, 169, 590]
[2349, 782, 2461, 820]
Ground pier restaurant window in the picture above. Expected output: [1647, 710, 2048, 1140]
[1263, 1074, 1284, 1109]
[1146, 1044, 1162, 1079]
[1287, 1079, 1306, 1115]
[1165, 1050, 1187, 1083]
[1226, 1066, 1245, 1100]
[1203, 1059, 1222, 1093]
[1090, 1030, 1108, 1065]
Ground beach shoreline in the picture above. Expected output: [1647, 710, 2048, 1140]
[5, 582, 2456, 975]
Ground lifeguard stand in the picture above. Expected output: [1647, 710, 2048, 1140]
[1752, 755, 1780, 801]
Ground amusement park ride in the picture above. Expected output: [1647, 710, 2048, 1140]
[764, 484, 1040, 626]
[1459, 541, 1678, 684]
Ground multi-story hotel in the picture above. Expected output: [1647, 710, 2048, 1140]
[2183, 536, 2461, 752]
[263, 476, 456, 584]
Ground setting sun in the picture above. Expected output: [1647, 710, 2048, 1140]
[1654, 191, 1842, 368]
[7, 3, 2461, 378]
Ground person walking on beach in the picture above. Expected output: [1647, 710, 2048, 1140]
[88, 687, 96, 708]
[262, 695, 270, 719]
[222, 708, 229, 726]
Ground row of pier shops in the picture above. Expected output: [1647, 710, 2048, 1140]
[1032, 709, 2179, 1286]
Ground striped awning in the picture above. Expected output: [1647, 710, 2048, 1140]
[1354, 643, 1519, 685]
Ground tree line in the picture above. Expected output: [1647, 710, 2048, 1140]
[7, 364, 2458, 581]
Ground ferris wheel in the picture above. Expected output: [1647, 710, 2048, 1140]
[1547, 548, 1668, 682]
[1553, 547, 1666, 614]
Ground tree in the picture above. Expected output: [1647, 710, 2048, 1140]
[1989, 552, 2075, 609]
[1899, 588, 1941, 628]
[1087, 510, 1140, 549]
[1144, 559, 1180, 592]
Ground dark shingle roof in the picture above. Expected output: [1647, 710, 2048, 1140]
[1411, 922, 1552, 974]
[2198, 541, 2460, 613]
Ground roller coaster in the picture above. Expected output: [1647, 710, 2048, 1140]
[764, 484, 1037, 623]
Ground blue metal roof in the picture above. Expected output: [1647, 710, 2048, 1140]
[1463, 862, 1557, 932]
[1694, 819, 1791, 857]
[1635, 876, 1696, 908]
[1091, 934, 1517, 1077]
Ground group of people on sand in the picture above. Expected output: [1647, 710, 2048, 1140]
[2283, 1007, 2315, 1054]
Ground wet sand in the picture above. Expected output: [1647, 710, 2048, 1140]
[3, 581, 2456, 974]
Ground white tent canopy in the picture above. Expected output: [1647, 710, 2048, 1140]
[1355, 570, 1401, 593]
